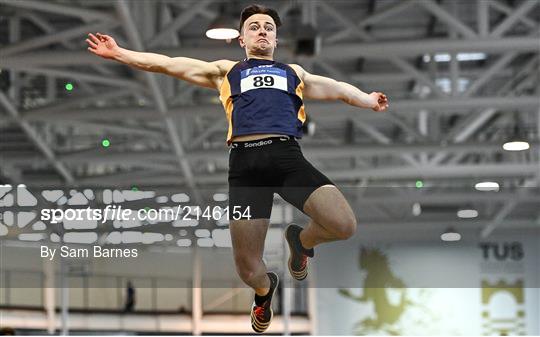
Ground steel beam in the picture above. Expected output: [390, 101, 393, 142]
[490, 0, 539, 37]
[18, 11, 112, 95]
[429, 55, 539, 165]
[1, 21, 119, 57]
[480, 178, 539, 238]
[389, 57, 447, 98]
[489, 0, 538, 29]
[114, 0, 201, 204]
[463, 52, 517, 97]
[418, 0, 477, 38]
[353, 121, 420, 167]
[0, 92, 75, 184]
[2, 37, 539, 67]
[330, 163, 539, 181]
[357, 219, 536, 230]
[351, 69, 513, 84]
[318, 1, 374, 42]
[20, 89, 137, 118]
[14, 96, 540, 123]
[18, 163, 540, 188]
[478, 0, 490, 36]
[0, 0, 116, 22]
[146, 0, 213, 48]
[325, 0, 416, 43]
[6, 142, 537, 166]
[50, 120, 165, 139]
[481, 200, 518, 238]
[7, 66, 146, 91]
[187, 119, 227, 149]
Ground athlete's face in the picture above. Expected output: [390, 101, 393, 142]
[239, 14, 277, 57]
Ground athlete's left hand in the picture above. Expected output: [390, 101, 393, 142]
[369, 92, 389, 112]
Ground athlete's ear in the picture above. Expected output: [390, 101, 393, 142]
[238, 36, 245, 48]
[275, 38, 278, 48]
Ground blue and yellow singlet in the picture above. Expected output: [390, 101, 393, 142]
[219, 58, 306, 144]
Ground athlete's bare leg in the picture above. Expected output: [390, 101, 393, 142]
[229, 218, 271, 296]
[299, 185, 357, 249]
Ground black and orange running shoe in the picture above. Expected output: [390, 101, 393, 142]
[285, 224, 314, 281]
[251, 272, 279, 333]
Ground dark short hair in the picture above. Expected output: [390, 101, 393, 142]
[239, 4, 282, 33]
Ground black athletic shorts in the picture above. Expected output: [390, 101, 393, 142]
[228, 136, 334, 219]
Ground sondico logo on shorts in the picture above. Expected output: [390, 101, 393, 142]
[244, 140, 272, 148]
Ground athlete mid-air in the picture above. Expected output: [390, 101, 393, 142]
[87, 4, 388, 333]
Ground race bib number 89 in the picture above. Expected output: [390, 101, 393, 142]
[240, 67, 288, 93]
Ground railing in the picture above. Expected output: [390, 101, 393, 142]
[0, 269, 308, 315]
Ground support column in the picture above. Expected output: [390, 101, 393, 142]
[282, 230, 291, 335]
[8, 16, 20, 105]
[307, 264, 318, 335]
[192, 248, 202, 335]
[60, 258, 69, 335]
[43, 258, 56, 334]
[281, 204, 294, 335]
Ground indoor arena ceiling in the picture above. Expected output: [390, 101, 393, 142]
[0, 0, 539, 241]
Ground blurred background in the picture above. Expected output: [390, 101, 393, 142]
[0, 0, 539, 335]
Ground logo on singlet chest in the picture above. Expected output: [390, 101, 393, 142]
[240, 67, 288, 93]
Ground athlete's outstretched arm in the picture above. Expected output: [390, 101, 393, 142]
[86, 32, 234, 89]
[290, 64, 388, 112]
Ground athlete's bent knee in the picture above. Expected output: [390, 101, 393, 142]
[332, 216, 357, 240]
[234, 256, 262, 283]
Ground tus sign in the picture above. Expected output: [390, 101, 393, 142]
[479, 241, 527, 335]
[478, 242, 524, 261]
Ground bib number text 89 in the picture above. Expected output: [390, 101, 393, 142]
[253, 76, 274, 87]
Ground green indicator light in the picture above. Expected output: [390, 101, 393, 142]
[65, 83, 73, 91]
[416, 180, 424, 188]
[131, 186, 138, 191]
[101, 139, 110, 147]
[144, 207, 150, 212]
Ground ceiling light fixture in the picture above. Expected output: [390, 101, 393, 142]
[206, 4, 239, 41]
[503, 113, 530, 151]
[412, 202, 422, 216]
[457, 209, 478, 219]
[475, 181, 500, 192]
[503, 141, 530, 151]
[441, 227, 461, 242]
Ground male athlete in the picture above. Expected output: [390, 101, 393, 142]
[87, 4, 388, 333]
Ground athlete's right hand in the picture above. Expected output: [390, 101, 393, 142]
[369, 92, 389, 112]
[86, 33, 119, 59]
